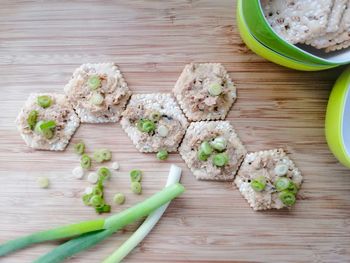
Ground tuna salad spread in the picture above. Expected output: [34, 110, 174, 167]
[64, 63, 131, 123]
[16, 93, 80, 151]
[179, 121, 246, 181]
[173, 63, 236, 121]
[121, 93, 188, 153]
[234, 149, 303, 211]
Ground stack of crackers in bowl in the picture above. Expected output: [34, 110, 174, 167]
[264, 0, 350, 53]
[237, 0, 350, 71]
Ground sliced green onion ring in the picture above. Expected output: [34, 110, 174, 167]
[197, 149, 209, 161]
[275, 177, 291, 192]
[131, 182, 142, 194]
[130, 170, 142, 182]
[137, 119, 156, 133]
[208, 83, 222, 96]
[210, 136, 227, 152]
[100, 149, 112, 161]
[98, 167, 111, 180]
[27, 110, 38, 130]
[80, 154, 92, 169]
[90, 92, 104, 105]
[200, 141, 213, 155]
[37, 95, 52, 108]
[279, 190, 296, 206]
[212, 152, 229, 167]
[250, 176, 266, 192]
[113, 193, 125, 205]
[74, 142, 85, 155]
[156, 150, 168, 161]
[87, 75, 101, 90]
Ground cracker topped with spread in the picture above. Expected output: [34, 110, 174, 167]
[16, 93, 80, 151]
[121, 93, 188, 153]
[173, 63, 236, 121]
[64, 63, 131, 123]
[179, 121, 246, 181]
[234, 149, 303, 211]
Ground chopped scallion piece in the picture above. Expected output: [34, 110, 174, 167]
[288, 181, 298, 194]
[72, 166, 84, 179]
[37, 95, 52, 108]
[74, 142, 85, 155]
[37, 176, 49, 189]
[274, 177, 291, 192]
[197, 149, 209, 161]
[208, 83, 222, 96]
[131, 182, 142, 194]
[150, 111, 161, 122]
[82, 194, 92, 206]
[80, 154, 92, 169]
[210, 136, 227, 152]
[156, 150, 168, 161]
[34, 120, 56, 139]
[90, 195, 103, 207]
[111, 162, 120, 170]
[95, 204, 111, 213]
[27, 110, 38, 130]
[98, 167, 111, 180]
[87, 75, 101, 90]
[137, 119, 156, 133]
[113, 193, 125, 205]
[157, 125, 169, 137]
[274, 164, 289, 176]
[90, 92, 104, 105]
[200, 141, 213, 155]
[87, 172, 99, 184]
[100, 149, 112, 161]
[212, 152, 229, 167]
[130, 169, 142, 182]
[279, 190, 296, 206]
[93, 151, 104, 163]
[250, 176, 266, 192]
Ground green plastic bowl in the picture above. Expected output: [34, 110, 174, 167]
[242, 0, 350, 66]
[325, 66, 350, 168]
[237, 0, 335, 71]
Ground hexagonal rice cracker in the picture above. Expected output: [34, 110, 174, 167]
[64, 63, 131, 123]
[173, 63, 236, 121]
[179, 121, 246, 181]
[121, 93, 189, 153]
[16, 93, 80, 151]
[234, 149, 303, 211]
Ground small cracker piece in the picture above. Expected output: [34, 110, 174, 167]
[326, 39, 350, 51]
[262, 0, 334, 44]
[179, 121, 246, 181]
[16, 93, 80, 151]
[234, 149, 303, 211]
[121, 93, 188, 153]
[326, 0, 347, 33]
[308, 2, 350, 48]
[64, 63, 131, 123]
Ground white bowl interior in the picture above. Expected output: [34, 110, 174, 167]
[342, 84, 350, 155]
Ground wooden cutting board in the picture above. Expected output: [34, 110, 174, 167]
[1, 1, 350, 262]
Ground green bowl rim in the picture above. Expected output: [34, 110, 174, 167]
[325, 66, 350, 167]
[237, 0, 336, 71]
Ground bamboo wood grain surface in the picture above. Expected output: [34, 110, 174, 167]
[1, 0, 350, 262]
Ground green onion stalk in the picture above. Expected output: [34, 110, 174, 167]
[0, 182, 185, 261]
